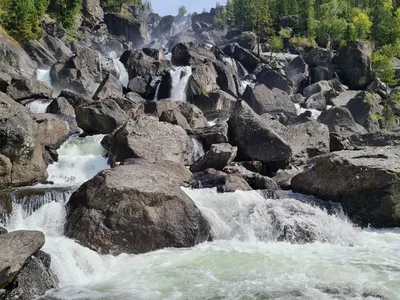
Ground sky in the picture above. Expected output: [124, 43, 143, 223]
[150, 0, 226, 16]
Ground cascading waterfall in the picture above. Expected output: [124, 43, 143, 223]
[2, 186, 400, 299]
[25, 99, 52, 113]
[236, 61, 249, 77]
[170, 66, 192, 101]
[295, 104, 333, 119]
[191, 138, 205, 161]
[154, 82, 161, 101]
[108, 51, 129, 87]
[37, 69, 52, 85]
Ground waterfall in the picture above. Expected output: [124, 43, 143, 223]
[191, 138, 205, 161]
[154, 82, 161, 101]
[108, 51, 129, 87]
[170, 66, 192, 102]
[236, 61, 249, 77]
[37, 69, 52, 85]
[25, 99, 52, 113]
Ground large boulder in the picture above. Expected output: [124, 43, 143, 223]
[34, 114, 70, 148]
[22, 40, 56, 69]
[46, 97, 75, 117]
[191, 123, 229, 150]
[0, 30, 37, 77]
[171, 43, 216, 66]
[301, 50, 335, 84]
[42, 16, 65, 38]
[223, 165, 278, 190]
[108, 115, 194, 166]
[92, 73, 123, 100]
[104, 14, 150, 48]
[0, 231, 45, 288]
[345, 92, 382, 133]
[39, 35, 73, 62]
[243, 84, 297, 117]
[0, 93, 47, 188]
[0, 72, 11, 93]
[190, 143, 237, 172]
[50, 47, 117, 97]
[186, 63, 219, 101]
[338, 41, 374, 90]
[75, 99, 129, 134]
[292, 147, 400, 227]
[283, 56, 309, 94]
[6, 78, 52, 102]
[212, 60, 241, 97]
[228, 101, 292, 165]
[190, 90, 236, 117]
[82, 0, 104, 24]
[57, 89, 93, 108]
[257, 69, 291, 94]
[222, 44, 260, 73]
[330, 90, 361, 107]
[65, 160, 211, 254]
[151, 15, 175, 39]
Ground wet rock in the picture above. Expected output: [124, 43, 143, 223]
[0, 230, 45, 288]
[192, 168, 252, 192]
[190, 143, 237, 172]
[46, 97, 75, 117]
[6, 78, 52, 101]
[292, 146, 400, 227]
[65, 160, 211, 254]
[223, 165, 278, 190]
[338, 41, 374, 90]
[76, 99, 129, 134]
[108, 115, 194, 166]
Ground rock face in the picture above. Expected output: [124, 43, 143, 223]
[292, 147, 400, 227]
[76, 99, 129, 134]
[0, 30, 37, 77]
[257, 69, 291, 94]
[0, 230, 45, 288]
[190, 143, 237, 172]
[104, 14, 150, 48]
[228, 101, 292, 164]
[108, 115, 194, 166]
[283, 56, 309, 94]
[0, 93, 47, 188]
[65, 160, 211, 255]
[338, 42, 374, 90]
[243, 84, 296, 117]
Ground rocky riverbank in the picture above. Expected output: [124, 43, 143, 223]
[0, 2, 400, 298]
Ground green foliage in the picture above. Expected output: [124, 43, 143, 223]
[268, 35, 284, 52]
[279, 28, 291, 39]
[48, 0, 82, 29]
[178, 5, 187, 16]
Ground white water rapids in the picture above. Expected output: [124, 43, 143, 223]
[170, 66, 192, 102]
[2, 131, 400, 300]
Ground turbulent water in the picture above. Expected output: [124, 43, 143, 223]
[170, 66, 192, 101]
[108, 51, 129, 87]
[26, 99, 52, 113]
[2, 119, 400, 300]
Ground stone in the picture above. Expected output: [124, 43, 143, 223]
[108, 115, 194, 166]
[191, 90, 236, 117]
[92, 73, 123, 100]
[46, 97, 75, 117]
[190, 143, 237, 172]
[190, 123, 229, 150]
[338, 41, 374, 90]
[303, 81, 332, 99]
[34, 114, 70, 148]
[258, 68, 291, 94]
[186, 63, 219, 101]
[82, 0, 104, 24]
[223, 165, 278, 190]
[283, 56, 309, 94]
[330, 90, 361, 107]
[57, 89, 93, 108]
[65, 160, 211, 254]
[304, 92, 327, 110]
[6, 78, 52, 101]
[75, 99, 129, 134]
[0, 73, 11, 93]
[0, 231, 45, 288]
[292, 147, 400, 227]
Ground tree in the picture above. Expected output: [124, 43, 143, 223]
[252, 0, 272, 56]
[299, 0, 316, 39]
[178, 5, 187, 16]
[352, 8, 372, 40]
[48, 0, 82, 29]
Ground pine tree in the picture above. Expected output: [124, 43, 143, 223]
[253, 0, 272, 56]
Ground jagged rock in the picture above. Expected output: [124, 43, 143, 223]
[65, 160, 211, 254]
[0, 93, 47, 188]
[92, 73, 123, 100]
[82, 0, 104, 24]
[104, 14, 150, 48]
[0, 30, 37, 78]
[46, 97, 75, 117]
[338, 41, 374, 90]
[39, 35, 73, 62]
[243, 84, 297, 117]
[57, 89, 93, 108]
[330, 90, 361, 107]
[273, 166, 304, 189]
[6, 78, 52, 101]
[151, 15, 175, 39]
[290, 93, 306, 104]
[108, 115, 194, 166]
[0, 231, 45, 288]
[222, 44, 260, 73]
[34, 114, 70, 148]
[22, 40, 56, 69]
[301, 50, 335, 84]
[292, 147, 400, 227]
[75, 99, 128, 134]
[303, 81, 332, 99]
[190, 143, 237, 172]
[212, 60, 240, 97]
[159, 109, 191, 130]
[4, 251, 58, 300]
[317, 106, 367, 136]
[0, 73, 11, 93]
[143, 100, 208, 129]
[192, 168, 252, 192]
[223, 165, 278, 190]
[226, 31, 258, 51]
[50, 47, 117, 97]
[191, 90, 236, 117]
[186, 63, 219, 101]
[190, 123, 229, 150]
[228, 101, 292, 165]
[171, 43, 216, 66]
[345, 92, 382, 133]
[257, 68, 291, 94]
[304, 92, 327, 110]
[283, 56, 309, 94]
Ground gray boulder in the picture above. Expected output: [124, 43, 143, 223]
[0, 231, 45, 288]
[76, 99, 129, 134]
[6, 78, 52, 101]
[283, 56, 309, 94]
[304, 92, 327, 110]
[191, 90, 236, 117]
[243, 84, 297, 117]
[258, 68, 291, 94]
[330, 90, 361, 107]
[338, 41, 374, 90]
[82, 0, 104, 24]
[46, 97, 75, 117]
[292, 147, 400, 227]
[303, 81, 332, 99]
[34, 114, 70, 148]
[191, 123, 229, 150]
[108, 115, 194, 166]
[0, 73, 11, 93]
[171, 43, 216, 66]
[190, 143, 237, 172]
[223, 165, 278, 190]
[92, 73, 123, 100]
[65, 160, 211, 254]
[186, 63, 219, 101]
